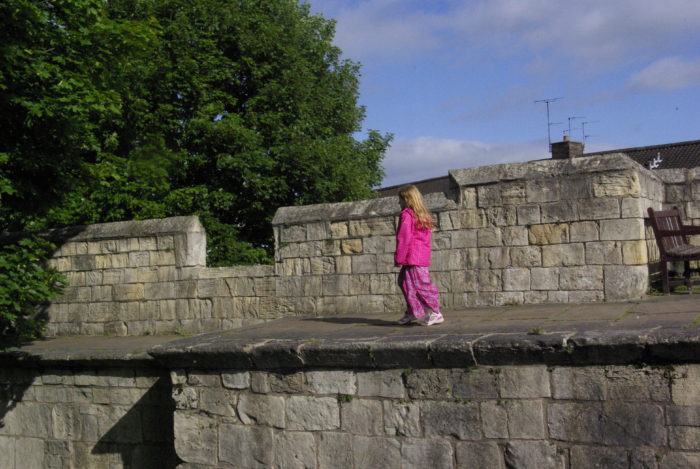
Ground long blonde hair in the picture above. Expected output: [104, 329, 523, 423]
[398, 184, 434, 230]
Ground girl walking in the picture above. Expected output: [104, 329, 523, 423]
[395, 185, 444, 326]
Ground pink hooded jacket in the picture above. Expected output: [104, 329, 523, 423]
[395, 207, 432, 267]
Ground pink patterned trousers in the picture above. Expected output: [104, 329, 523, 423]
[398, 266, 441, 319]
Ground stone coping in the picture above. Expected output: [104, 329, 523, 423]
[3, 295, 699, 370]
[449, 153, 651, 187]
[0, 216, 204, 245]
[272, 193, 456, 225]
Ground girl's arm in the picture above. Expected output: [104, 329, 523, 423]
[395, 209, 413, 266]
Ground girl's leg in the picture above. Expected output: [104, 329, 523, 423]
[398, 266, 427, 319]
[412, 267, 441, 314]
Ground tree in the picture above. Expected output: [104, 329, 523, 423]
[1, 0, 391, 266]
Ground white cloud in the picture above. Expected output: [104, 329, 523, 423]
[380, 136, 545, 187]
[627, 56, 700, 91]
[312, 0, 700, 72]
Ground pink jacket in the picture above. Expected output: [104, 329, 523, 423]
[395, 207, 432, 267]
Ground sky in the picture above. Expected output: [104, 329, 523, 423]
[308, 0, 700, 187]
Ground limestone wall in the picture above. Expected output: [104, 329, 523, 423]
[272, 154, 666, 312]
[168, 364, 700, 468]
[0, 364, 174, 468]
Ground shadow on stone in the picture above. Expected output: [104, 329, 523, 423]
[0, 367, 34, 432]
[92, 376, 179, 468]
[302, 317, 400, 326]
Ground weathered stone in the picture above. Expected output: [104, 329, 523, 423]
[422, 401, 481, 440]
[200, 388, 235, 417]
[604, 265, 648, 301]
[503, 268, 530, 291]
[541, 200, 578, 223]
[174, 411, 217, 465]
[481, 401, 508, 438]
[383, 400, 420, 437]
[542, 243, 585, 267]
[306, 370, 356, 395]
[357, 370, 406, 398]
[477, 227, 502, 247]
[570, 221, 599, 242]
[569, 446, 628, 469]
[669, 427, 700, 450]
[506, 400, 545, 439]
[602, 402, 665, 446]
[505, 441, 563, 469]
[593, 172, 640, 197]
[578, 197, 621, 220]
[659, 452, 700, 469]
[527, 179, 561, 203]
[286, 396, 339, 431]
[548, 402, 605, 443]
[405, 369, 452, 399]
[352, 435, 400, 469]
[15, 437, 44, 469]
[318, 432, 353, 469]
[585, 241, 622, 264]
[529, 223, 568, 245]
[510, 246, 542, 267]
[551, 367, 605, 400]
[219, 424, 274, 468]
[401, 437, 454, 469]
[341, 398, 382, 435]
[622, 240, 648, 264]
[452, 368, 499, 399]
[672, 366, 700, 406]
[606, 367, 670, 401]
[456, 441, 504, 469]
[600, 218, 645, 241]
[500, 366, 550, 398]
[559, 266, 603, 290]
[222, 371, 250, 390]
[351, 254, 377, 274]
[273, 431, 316, 469]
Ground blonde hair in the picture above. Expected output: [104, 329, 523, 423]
[398, 185, 433, 230]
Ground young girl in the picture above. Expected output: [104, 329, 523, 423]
[395, 185, 444, 326]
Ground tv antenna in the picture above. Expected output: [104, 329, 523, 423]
[581, 121, 599, 148]
[535, 97, 564, 152]
[567, 116, 585, 139]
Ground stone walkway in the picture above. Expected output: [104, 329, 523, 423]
[6, 293, 698, 369]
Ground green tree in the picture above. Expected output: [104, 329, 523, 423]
[2, 0, 391, 266]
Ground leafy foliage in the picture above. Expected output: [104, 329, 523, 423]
[0, 237, 67, 345]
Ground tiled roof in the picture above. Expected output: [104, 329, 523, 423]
[584, 139, 700, 170]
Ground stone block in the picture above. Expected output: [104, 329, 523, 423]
[621, 198, 646, 218]
[666, 406, 700, 426]
[622, 240, 648, 264]
[273, 431, 316, 469]
[310, 256, 335, 275]
[585, 241, 622, 265]
[352, 254, 377, 273]
[341, 398, 383, 435]
[306, 370, 356, 395]
[503, 226, 528, 246]
[559, 265, 603, 290]
[451, 230, 478, 249]
[222, 372, 250, 390]
[578, 197, 621, 220]
[602, 402, 665, 446]
[659, 452, 700, 469]
[340, 239, 362, 254]
[570, 221, 599, 242]
[593, 172, 640, 197]
[238, 393, 285, 428]
[200, 388, 236, 417]
[286, 396, 339, 431]
[219, 424, 274, 468]
[352, 435, 400, 469]
[509, 246, 542, 267]
[542, 243, 585, 267]
[527, 178, 561, 203]
[500, 366, 550, 398]
[672, 365, 700, 406]
[541, 200, 578, 223]
[383, 400, 420, 437]
[569, 446, 628, 469]
[357, 370, 406, 398]
[604, 265, 648, 301]
[551, 367, 606, 400]
[401, 437, 454, 469]
[174, 411, 217, 465]
[322, 275, 350, 296]
[318, 432, 353, 469]
[669, 427, 700, 450]
[330, 222, 348, 239]
[405, 369, 452, 399]
[452, 368, 499, 399]
[517, 204, 541, 225]
[422, 401, 481, 440]
[478, 184, 502, 207]
[456, 442, 504, 469]
[606, 367, 670, 401]
[528, 223, 568, 245]
[503, 268, 530, 291]
[113, 283, 144, 301]
[477, 227, 502, 247]
[505, 441, 563, 469]
[507, 400, 545, 438]
[15, 437, 44, 469]
[481, 401, 508, 438]
[600, 218, 645, 240]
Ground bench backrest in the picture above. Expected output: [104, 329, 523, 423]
[647, 207, 689, 258]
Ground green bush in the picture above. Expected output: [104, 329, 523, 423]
[0, 237, 67, 346]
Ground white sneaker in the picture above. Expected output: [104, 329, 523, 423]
[420, 312, 444, 326]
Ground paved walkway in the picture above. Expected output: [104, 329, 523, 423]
[6, 293, 698, 369]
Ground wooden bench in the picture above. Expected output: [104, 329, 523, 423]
[647, 206, 700, 293]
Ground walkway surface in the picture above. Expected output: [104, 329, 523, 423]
[5, 293, 699, 369]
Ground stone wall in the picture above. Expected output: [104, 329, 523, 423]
[5, 153, 699, 337]
[272, 154, 668, 312]
[0, 364, 174, 468]
[168, 364, 700, 469]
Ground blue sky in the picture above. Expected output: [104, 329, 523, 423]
[308, 0, 700, 187]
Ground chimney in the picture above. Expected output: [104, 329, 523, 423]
[551, 135, 584, 159]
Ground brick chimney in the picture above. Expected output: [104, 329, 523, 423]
[551, 136, 584, 159]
